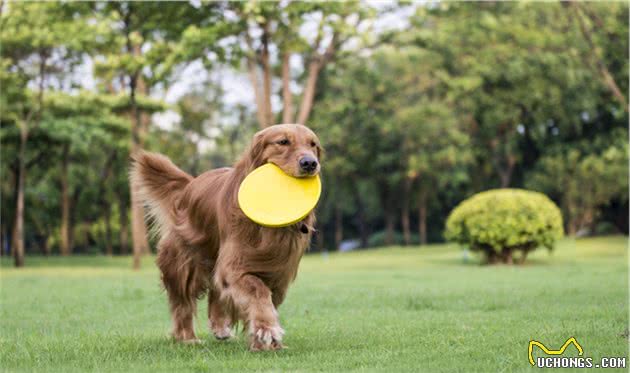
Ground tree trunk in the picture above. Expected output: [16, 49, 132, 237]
[12, 128, 27, 267]
[498, 154, 516, 188]
[352, 180, 369, 248]
[67, 186, 82, 253]
[501, 248, 513, 264]
[131, 190, 147, 269]
[384, 209, 395, 246]
[129, 84, 149, 268]
[518, 249, 529, 265]
[316, 224, 325, 252]
[261, 24, 273, 126]
[247, 57, 267, 128]
[126, 30, 150, 268]
[401, 177, 412, 246]
[119, 197, 129, 255]
[297, 33, 337, 125]
[417, 188, 428, 245]
[105, 205, 113, 256]
[60, 143, 71, 256]
[296, 60, 322, 125]
[334, 204, 343, 250]
[1, 224, 6, 257]
[8, 162, 19, 257]
[41, 234, 50, 256]
[281, 52, 293, 123]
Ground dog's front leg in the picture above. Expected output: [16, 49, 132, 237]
[218, 272, 284, 351]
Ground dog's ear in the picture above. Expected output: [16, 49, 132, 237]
[248, 132, 267, 168]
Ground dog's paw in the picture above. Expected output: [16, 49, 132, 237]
[171, 329, 203, 344]
[249, 322, 284, 351]
[209, 320, 234, 341]
[180, 338, 203, 345]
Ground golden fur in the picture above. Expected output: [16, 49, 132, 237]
[130, 124, 322, 351]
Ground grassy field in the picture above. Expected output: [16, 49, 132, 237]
[1, 236, 628, 372]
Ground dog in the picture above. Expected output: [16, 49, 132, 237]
[130, 123, 322, 351]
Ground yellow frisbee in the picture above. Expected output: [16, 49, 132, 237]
[238, 163, 321, 228]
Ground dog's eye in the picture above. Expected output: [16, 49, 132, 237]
[277, 139, 290, 146]
[310, 141, 317, 147]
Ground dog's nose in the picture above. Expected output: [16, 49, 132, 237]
[299, 156, 318, 173]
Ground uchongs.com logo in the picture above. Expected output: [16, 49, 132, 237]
[528, 337, 627, 369]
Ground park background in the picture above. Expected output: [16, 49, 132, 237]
[0, 1, 628, 372]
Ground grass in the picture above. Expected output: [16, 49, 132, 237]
[1, 236, 628, 372]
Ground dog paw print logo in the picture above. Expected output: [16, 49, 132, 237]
[528, 337, 583, 366]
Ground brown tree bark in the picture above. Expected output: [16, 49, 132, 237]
[517, 249, 530, 265]
[401, 177, 412, 246]
[296, 33, 337, 125]
[296, 60, 322, 125]
[104, 205, 113, 256]
[244, 30, 269, 129]
[131, 181, 148, 269]
[1, 224, 6, 257]
[128, 75, 149, 268]
[497, 154, 516, 188]
[261, 23, 274, 126]
[119, 196, 129, 255]
[417, 188, 428, 245]
[11, 53, 47, 267]
[334, 204, 343, 250]
[245, 18, 340, 128]
[247, 57, 268, 128]
[59, 143, 70, 256]
[40, 235, 50, 256]
[281, 52, 293, 123]
[123, 10, 149, 269]
[316, 224, 325, 252]
[501, 248, 513, 264]
[351, 179, 369, 248]
[384, 210, 395, 246]
[12, 128, 27, 267]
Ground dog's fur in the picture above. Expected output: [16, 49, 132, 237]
[130, 124, 322, 351]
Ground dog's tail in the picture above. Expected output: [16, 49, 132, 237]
[130, 151, 193, 236]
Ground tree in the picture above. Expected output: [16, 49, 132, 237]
[382, 46, 472, 245]
[91, 2, 215, 268]
[40, 93, 129, 255]
[186, 2, 373, 128]
[527, 128, 628, 235]
[408, 2, 611, 188]
[311, 52, 407, 247]
[566, 2, 628, 113]
[0, 2, 90, 266]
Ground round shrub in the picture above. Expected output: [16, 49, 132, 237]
[444, 189, 563, 264]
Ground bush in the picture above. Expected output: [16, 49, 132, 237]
[445, 189, 563, 264]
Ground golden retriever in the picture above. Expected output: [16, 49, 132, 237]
[130, 123, 322, 351]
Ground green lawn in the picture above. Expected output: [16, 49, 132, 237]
[1, 236, 628, 372]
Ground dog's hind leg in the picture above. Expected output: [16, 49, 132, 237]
[157, 235, 207, 343]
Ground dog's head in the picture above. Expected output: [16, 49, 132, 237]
[247, 124, 322, 177]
